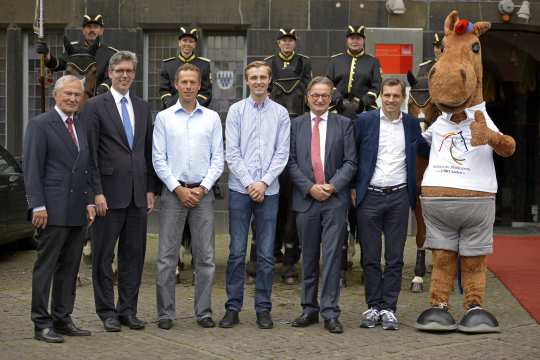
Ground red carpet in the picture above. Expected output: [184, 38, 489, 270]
[488, 236, 540, 323]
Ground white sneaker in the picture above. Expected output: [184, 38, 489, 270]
[360, 308, 380, 328]
[380, 309, 399, 330]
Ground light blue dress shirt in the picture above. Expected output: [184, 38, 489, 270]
[152, 101, 224, 192]
[225, 96, 290, 196]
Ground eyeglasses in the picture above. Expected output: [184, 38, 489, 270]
[112, 69, 135, 75]
[308, 94, 331, 100]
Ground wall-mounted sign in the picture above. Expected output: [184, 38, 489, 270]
[375, 44, 413, 74]
[216, 70, 234, 90]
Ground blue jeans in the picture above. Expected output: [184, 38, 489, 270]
[225, 190, 279, 313]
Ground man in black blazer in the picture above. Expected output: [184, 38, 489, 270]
[288, 76, 357, 334]
[82, 51, 160, 332]
[353, 78, 429, 330]
[24, 75, 95, 343]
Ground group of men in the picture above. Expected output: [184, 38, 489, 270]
[26, 14, 430, 343]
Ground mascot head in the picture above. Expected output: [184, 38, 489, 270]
[429, 11, 491, 114]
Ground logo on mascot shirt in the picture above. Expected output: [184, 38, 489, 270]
[438, 131, 469, 165]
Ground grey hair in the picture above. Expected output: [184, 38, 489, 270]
[307, 76, 334, 93]
[108, 50, 138, 70]
[53, 75, 84, 94]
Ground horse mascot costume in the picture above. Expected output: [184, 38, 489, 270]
[415, 10, 516, 333]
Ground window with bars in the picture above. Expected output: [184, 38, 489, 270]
[145, 31, 246, 121]
[146, 31, 179, 119]
[0, 31, 6, 147]
[204, 34, 246, 120]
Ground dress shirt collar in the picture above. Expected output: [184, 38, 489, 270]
[380, 109, 403, 124]
[247, 95, 270, 109]
[110, 86, 131, 105]
[310, 111, 328, 122]
[172, 100, 203, 115]
[54, 105, 72, 123]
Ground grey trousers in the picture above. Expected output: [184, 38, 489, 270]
[156, 189, 215, 320]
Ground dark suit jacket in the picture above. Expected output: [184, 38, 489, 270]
[353, 109, 429, 209]
[288, 112, 357, 213]
[23, 109, 91, 226]
[82, 92, 160, 209]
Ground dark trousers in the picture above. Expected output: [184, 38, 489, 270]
[297, 202, 347, 320]
[92, 201, 147, 320]
[277, 171, 299, 269]
[31, 225, 85, 329]
[357, 188, 409, 311]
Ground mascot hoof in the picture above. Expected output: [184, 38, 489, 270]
[458, 307, 500, 333]
[416, 306, 457, 332]
[410, 276, 424, 293]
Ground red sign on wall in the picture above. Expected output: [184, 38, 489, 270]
[375, 44, 413, 74]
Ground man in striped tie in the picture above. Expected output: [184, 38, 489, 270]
[23, 75, 95, 342]
[287, 76, 357, 334]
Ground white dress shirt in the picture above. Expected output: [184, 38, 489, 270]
[110, 87, 135, 132]
[310, 111, 328, 172]
[152, 100, 224, 192]
[370, 110, 407, 187]
[55, 105, 79, 149]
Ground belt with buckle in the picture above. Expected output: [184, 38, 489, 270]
[367, 183, 407, 194]
[179, 181, 201, 189]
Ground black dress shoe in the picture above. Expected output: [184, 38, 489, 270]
[218, 310, 239, 328]
[291, 312, 319, 327]
[197, 317, 216, 328]
[103, 317, 121, 332]
[119, 315, 145, 330]
[54, 322, 91, 336]
[324, 319, 344, 334]
[34, 328, 64, 343]
[158, 319, 173, 330]
[256, 311, 273, 329]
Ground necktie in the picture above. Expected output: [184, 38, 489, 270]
[120, 97, 134, 149]
[66, 117, 78, 148]
[311, 116, 324, 184]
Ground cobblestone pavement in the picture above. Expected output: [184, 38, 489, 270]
[1, 232, 539, 360]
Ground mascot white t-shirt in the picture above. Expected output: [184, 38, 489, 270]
[421, 102, 499, 193]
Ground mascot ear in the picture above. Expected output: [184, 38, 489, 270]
[473, 21, 491, 37]
[444, 10, 460, 36]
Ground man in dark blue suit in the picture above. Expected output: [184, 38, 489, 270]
[288, 76, 357, 334]
[353, 78, 429, 330]
[24, 75, 95, 343]
[83, 51, 160, 332]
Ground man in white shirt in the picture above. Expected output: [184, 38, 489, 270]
[352, 78, 429, 330]
[153, 63, 224, 330]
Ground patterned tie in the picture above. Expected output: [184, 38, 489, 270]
[66, 116, 78, 148]
[311, 116, 324, 184]
[120, 97, 134, 149]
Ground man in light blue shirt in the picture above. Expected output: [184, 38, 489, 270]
[152, 63, 224, 330]
[219, 61, 290, 330]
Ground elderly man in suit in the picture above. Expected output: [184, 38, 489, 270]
[352, 78, 429, 330]
[288, 76, 357, 334]
[82, 51, 160, 332]
[24, 75, 95, 343]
